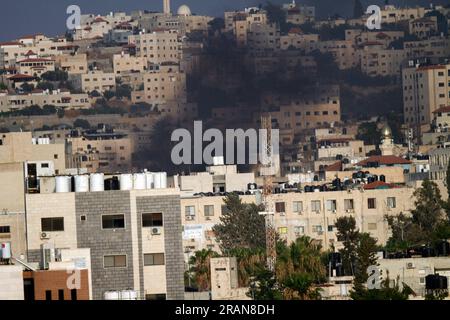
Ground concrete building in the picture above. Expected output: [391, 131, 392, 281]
[16, 57, 55, 76]
[0, 90, 91, 112]
[224, 8, 268, 47]
[210, 257, 249, 300]
[380, 5, 430, 24]
[280, 29, 319, 52]
[315, 40, 358, 70]
[403, 63, 450, 136]
[409, 16, 439, 40]
[404, 36, 450, 60]
[128, 30, 181, 65]
[25, 185, 185, 300]
[69, 70, 116, 94]
[54, 53, 88, 75]
[0, 266, 25, 300]
[113, 53, 147, 75]
[359, 44, 405, 77]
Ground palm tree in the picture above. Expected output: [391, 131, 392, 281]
[283, 273, 322, 300]
[189, 249, 219, 291]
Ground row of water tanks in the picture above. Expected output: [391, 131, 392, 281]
[55, 172, 168, 193]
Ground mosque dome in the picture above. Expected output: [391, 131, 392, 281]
[177, 5, 192, 16]
[381, 125, 392, 139]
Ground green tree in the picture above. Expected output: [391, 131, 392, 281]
[20, 82, 34, 93]
[351, 274, 414, 300]
[248, 265, 283, 300]
[213, 193, 266, 253]
[73, 119, 91, 129]
[37, 81, 54, 91]
[353, 233, 379, 290]
[335, 216, 359, 276]
[282, 273, 322, 300]
[188, 249, 219, 291]
[41, 70, 68, 82]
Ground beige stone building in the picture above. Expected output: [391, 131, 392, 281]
[280, 30, 319, 52]
[69, 70, 116, 94]
[315, 40, 359, 70]
[224, 8, 268, 47]
[404, 36, 450, 60]
[360, 44, 406, 77]
[113, 53, 147, 75]
[54, 53, 88, 75]
[247, 23, 280, 51]
[409, 16, 438, 40]
[16, 57, 55, 77]
[0, 90, 91, 112]
[67, 133, 133, 173]
[128, 30, 181, 65]
[130, 63, 187, 106]
[403, 63, 450, 135]
[180, 186, 415, 253]
[380, 5, 430, 24]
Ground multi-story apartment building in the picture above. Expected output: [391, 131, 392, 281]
[16, 57, 55, 77]
[69, 70, 116, 94]
[66, 131, 133, 173]
[380, 5, 430, 24]
[74, 12, 132, 40]
[315, 40, 359, 70]
[54, 53, 88, 75]
[180, 186, 415, 254]
[280, 29, 319, 52]
[0, 90, 91, 112]
[130, 63, 187, 106]
[402, 63, 450, 135]
[128, 30, 181, 65]
[113, 53, 147, 75]
[25, 185, 185, 300]
[404, 36, 450, 60]
[409, 16, 439, 40]
[359, 43, 406, 77]
[224, 8, 268, 47]
[345, 30, 404, 48]
[247, 23, 280, 51]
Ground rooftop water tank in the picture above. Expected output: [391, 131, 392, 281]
[104, 291, 120, 300]
[74, 175, 90, 193]
[1, 242, 11, 259]
[120, 174, 133, 191]
[133, 173, 146, 190]
[145, 172, 154, 189]
[120, 290, 138, 300]
[90, 173, 104, 192]
[153, 172, 167, 189]
[55, 176, 72, 193]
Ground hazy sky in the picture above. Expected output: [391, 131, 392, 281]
[0, 0, 445, 41]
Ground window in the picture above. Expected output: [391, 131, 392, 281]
[204, 205, 214, 217]
[387, 197, 396, 209]
[41, 163, 49, 168]
[294, 226, 305, 235]
[275, 202, 286, 213]
[313, 225, 323, 233]
[104, 255, 127, 268]
[278, 227, 288, 235]
[45, 290, 52, 300]
[41, 217, 64, 232]
[142, 213, 163, 227]
[102, 215, 125, 229]
[185, 206, 195, 217]
[144, 253, 165, 266]
[328, 225, 334, 232]
[293, 201, 303, 213]
[368, 198, 376, 209]
[54, 154, 58, 159]
[368, 223, 377, 230]
[145, 294, 166, 300]
[344, 199, 354, 212]
[311, 200, 321, 213]
[326, 200, 337, 212]
[0, 226, 10, 233]
[58, 289, 64, 301]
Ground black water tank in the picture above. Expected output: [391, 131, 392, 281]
[380, 175, 386, 182]
[421, 246, 436, 258]
[426, 274, 448, 290]
[437, 241, 450, 256]
[104, 176, 119, 190]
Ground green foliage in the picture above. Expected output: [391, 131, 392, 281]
[356, 122, 381, 146]
[73, 119, 91, 129]
[0, 82, 7, 90]
[351, 275, 413, 300]
[354, 233, 379, 287]
[335, 216, 359, 276]
[0, 104, 58, 117]
[41, 70, 68, 82]
[36, 81, 54, 91]
[20, 82, 35, 93]
[282, 273, 322, 300]
[187, 249, 219, 291]
[248, 265, 283, 300]
[213, 193, 266, 253]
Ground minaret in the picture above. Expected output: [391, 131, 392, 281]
[163, 0, 171, 14]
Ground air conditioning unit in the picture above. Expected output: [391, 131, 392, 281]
[40, 232, 50, 240]
[406, 262, 415, 269]
[346, 209, 354, 213]
[332, 209, 337, 213]
[185, 216, 194, 221]
[279, 212, 286, 216]
[151, 227, 161, 235]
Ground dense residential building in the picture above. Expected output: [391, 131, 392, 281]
[128, 30, 181, 65]
[402, 62, 450, 137]
[69, 70, 116, 94]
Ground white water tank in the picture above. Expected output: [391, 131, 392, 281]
[104, 291, 120, 300]
[153, 172, 167, 189]
[145, 172, 154, 189]
[90, 173, 104, 192]
[120, 174, 133, 190]
[75, 175, 90, 192]
[120, 290, 138, 300]
[55, 176, 71, 193]
[1, 242, 11, 259]
[133, 173, 146, 190]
